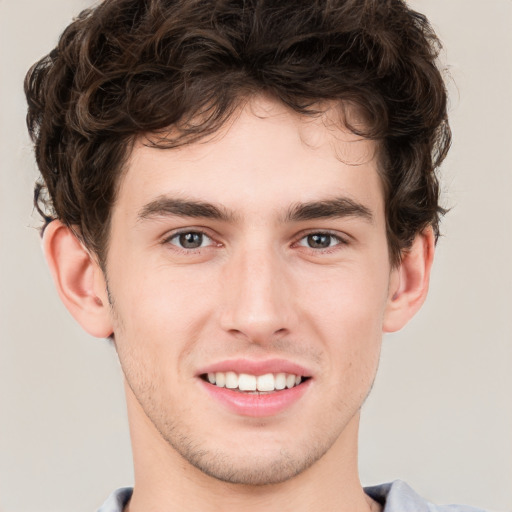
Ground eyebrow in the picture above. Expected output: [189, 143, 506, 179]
[285, 197, 373, 223]
[137, 195, 373, 224]
[137, 197, 236, 222]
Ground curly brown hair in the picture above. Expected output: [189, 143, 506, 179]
[25, 0, 450, 267]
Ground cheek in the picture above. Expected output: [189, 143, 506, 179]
[113, 264, 202, 327]
[299, 260, 390, 331]
[109, 267, 215, 374]
[297, 264, 388, 381]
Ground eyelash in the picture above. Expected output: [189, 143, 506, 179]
[293, 230, 349, 253]
[163, 229, 218, 253]
[162, 228, 349, 256]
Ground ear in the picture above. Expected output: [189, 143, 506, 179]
[383, 228, 435, 333]
[43, 220, 113, 338]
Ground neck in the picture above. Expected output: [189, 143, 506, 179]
[124, 386, 379, 512]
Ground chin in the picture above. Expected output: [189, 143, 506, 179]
[160, 427, 332, 486]
[185, 450, 318, 486]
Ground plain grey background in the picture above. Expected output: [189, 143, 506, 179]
[1, 1, 511, 511]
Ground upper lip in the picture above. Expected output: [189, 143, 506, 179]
[197, 358, 311, 378]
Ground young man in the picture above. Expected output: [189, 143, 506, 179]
[24, 1, 485, 511]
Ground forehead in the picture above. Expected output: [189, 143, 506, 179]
[116, 96, 384, 222]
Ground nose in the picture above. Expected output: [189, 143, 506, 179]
[219, 244, 296, 344]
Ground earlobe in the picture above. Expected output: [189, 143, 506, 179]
[43, 220, 113, 338]
[383, 228, 435, 333]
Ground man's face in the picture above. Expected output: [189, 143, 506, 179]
[104, 97, 397, 485]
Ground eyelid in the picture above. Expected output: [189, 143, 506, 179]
[159, 226, 350, 252]
[293, 229, 350, 251]
[161, 227, 220, 248]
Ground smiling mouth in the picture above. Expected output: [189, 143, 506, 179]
[200, 371, 309, 393]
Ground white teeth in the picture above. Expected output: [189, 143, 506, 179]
[256, 373, 275, 392]
[215, 372, 226, 388]
[238, 373, 257, 391]
[225, 371, 238, 389]
[206, 371, 305, 392]
[275, 373, 287, 390]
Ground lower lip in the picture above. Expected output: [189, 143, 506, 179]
[200, 379, 311, 418]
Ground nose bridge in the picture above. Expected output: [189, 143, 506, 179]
[220, 238, 293, 342]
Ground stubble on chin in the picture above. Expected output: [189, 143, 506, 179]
[157, 422, 327, 486]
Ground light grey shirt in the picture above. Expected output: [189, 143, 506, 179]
[97, 480, 487, 511]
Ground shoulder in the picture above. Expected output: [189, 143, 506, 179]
[97, 487, 133, 512]
[364, 480, 489, 512]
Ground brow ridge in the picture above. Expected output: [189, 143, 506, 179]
[137, 195, 373, 225]
[137, 197, 235, 222]
[285, 197, 373, 223]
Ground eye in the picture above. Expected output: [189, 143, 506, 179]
[297, 232, 345, 250]
[167, 231, 213, 249]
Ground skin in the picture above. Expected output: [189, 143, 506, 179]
[44, 96, 434, 512]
